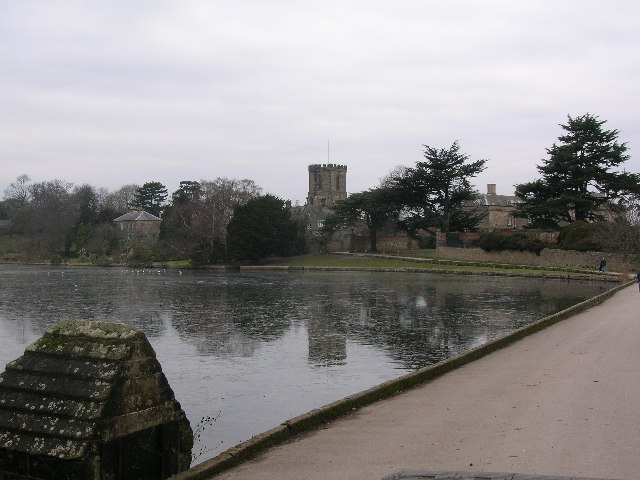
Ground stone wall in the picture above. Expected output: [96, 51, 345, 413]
[436, 247, 640, 272]
[117, 220, 161, 246]
[372, 236, 420, 252]
[309, 234, 419, 254]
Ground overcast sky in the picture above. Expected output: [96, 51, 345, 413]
[2, 1, 639, 204]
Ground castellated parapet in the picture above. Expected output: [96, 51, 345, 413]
[307, 164, 347, 207]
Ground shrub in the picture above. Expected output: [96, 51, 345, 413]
[479, 232, 510, 252]
[89, 254, 112, 267]
[418, 234, 436, 249]
[479, 232, 548, 256]
[557, 221, 601, 252]
[147, 253, 167, 263]
[126, 245, 152, 268]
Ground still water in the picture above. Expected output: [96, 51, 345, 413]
[0, 265, 611, 463]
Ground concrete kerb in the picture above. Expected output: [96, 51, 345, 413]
[169, 281, 633, 480]
[384, 471, 620, 480]
[239, 265, 620, 282]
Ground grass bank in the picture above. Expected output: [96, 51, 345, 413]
[268, 253, 618, 280]
[0, 251, 622, 282]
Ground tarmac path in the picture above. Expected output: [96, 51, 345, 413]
[211, 283, 640, 480]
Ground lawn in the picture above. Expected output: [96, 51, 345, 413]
[279, 253, 562, 275]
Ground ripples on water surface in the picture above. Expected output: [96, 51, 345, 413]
[0, 265, 611, 463]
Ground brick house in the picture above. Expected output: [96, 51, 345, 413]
[113, 210, 162, 247]
[466, 184, 524, 231]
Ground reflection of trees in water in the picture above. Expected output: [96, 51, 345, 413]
[167, 273, 309, 357]
[304, 280, 476, 369]
[354, 288, 496, 368]
[300, 274, 610, 370]
[0, 267, 174, 341]
[0, 267, 611, 369]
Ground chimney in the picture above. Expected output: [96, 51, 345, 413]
[487, 184, 496, 195]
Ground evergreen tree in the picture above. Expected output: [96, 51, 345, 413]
[227, 195, 303, 262]
[161, 181, 202, 257]
[389, 141, 486, 234]
[133, 181, 168, 217]
[171, 181, 202, 205]
[323, 188, 399, 252]
[515, 114, 640, 227]
[73, 184, 99, 225]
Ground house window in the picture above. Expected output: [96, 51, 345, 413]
[318, 220, 324, 229]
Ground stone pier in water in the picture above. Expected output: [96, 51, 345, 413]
[0, 320, 192, 480]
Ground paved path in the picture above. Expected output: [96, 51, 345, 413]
[212, 284, 640, 480]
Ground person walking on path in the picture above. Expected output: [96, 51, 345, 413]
[637, 270, 640, 291]
[599, 257, 607, 272]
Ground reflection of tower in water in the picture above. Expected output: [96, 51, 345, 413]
[307, 325, 347, 366]
[306, 306, 347, 366]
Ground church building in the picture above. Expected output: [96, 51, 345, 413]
[302, 164, 347, 237]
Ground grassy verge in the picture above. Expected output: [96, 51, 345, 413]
[276, 254, 583, 276]
[154, 259, 192, 267]
[394, 248, 437, 258]
[65, 258, 93, 265]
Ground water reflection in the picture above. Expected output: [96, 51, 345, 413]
[0, 265, 611, 463]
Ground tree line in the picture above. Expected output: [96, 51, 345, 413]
[3, 112, 639, 263]
[324, 113, 640, 254]
[0, 176, 304, 264]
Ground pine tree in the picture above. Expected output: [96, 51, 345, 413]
[390, 141, 486, 233]
[133, 181, 168, 217]
[227, 195, 302, 262]
[516, 114, 640, 227]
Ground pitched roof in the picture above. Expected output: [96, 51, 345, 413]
[469, 193, 521, 207]
[113, 210, 162, 222]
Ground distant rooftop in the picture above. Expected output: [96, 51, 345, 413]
[113, 210, 161, 222]
[473, 193, 520, 207]
[471, 184, 520, 207]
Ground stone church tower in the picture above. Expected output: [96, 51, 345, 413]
[306, 164, 347, 207]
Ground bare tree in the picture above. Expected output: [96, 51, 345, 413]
[194, 178, 262, 242]
[3, 174, 32, 208]
[378, 165, 408, 188]
[2, 174, 32, 233]
[102, 184, 140, 214]
[24, 180, 75, 256]
[591, 197, 640, 267]
[189, 178, 262, 261]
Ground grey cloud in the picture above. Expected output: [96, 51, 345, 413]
[1, 0, 640, 202]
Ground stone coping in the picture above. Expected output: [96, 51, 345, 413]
[237, 264, 620, 282]
[169, 281, 633, 480]
[383, 470, 620, 480]
[0, 259, 622, 282]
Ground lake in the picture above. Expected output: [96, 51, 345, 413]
[0, 264, 611, 464]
